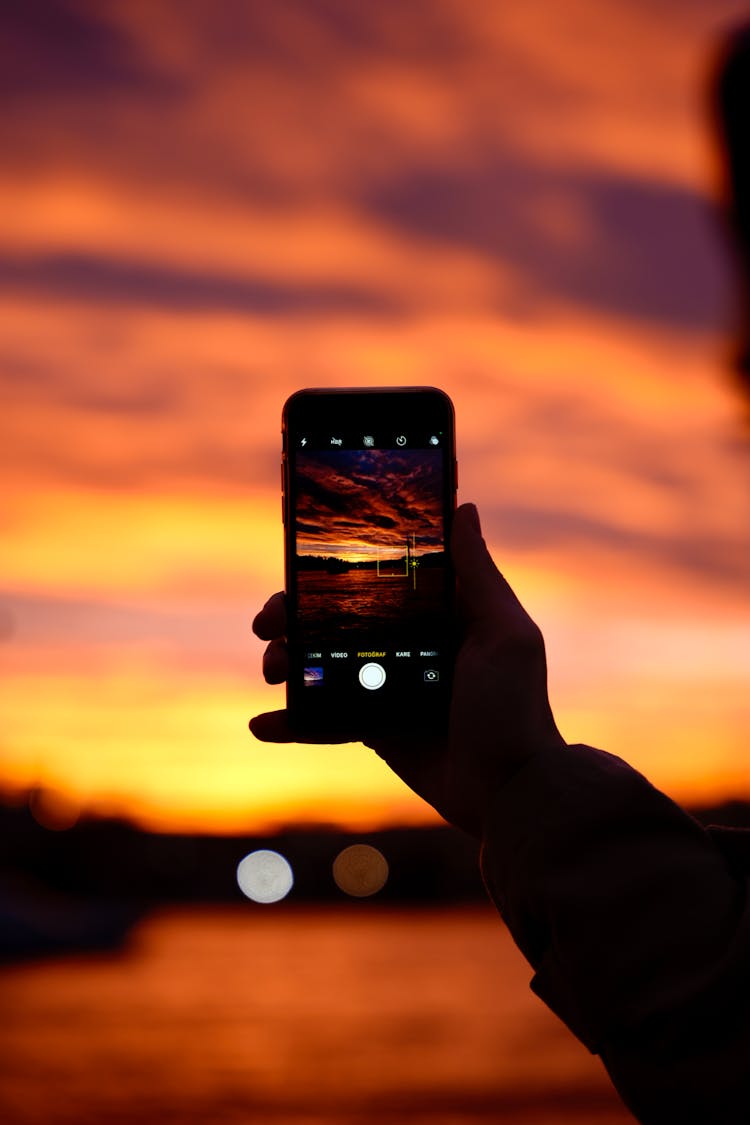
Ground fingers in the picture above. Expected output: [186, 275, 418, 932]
[249, 710, 357, 746]
[253, 591, 286, 640]
[450, 503, 524, 622]
[254, 591, 288, 683]
[249, 710, 296, 742]
[262, 638, 288, 684]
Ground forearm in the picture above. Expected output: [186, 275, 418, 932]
[480, 745, 750, 1122]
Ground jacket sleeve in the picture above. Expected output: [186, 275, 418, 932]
[479, 744, 750, 1124]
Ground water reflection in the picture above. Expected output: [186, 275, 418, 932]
[0, 907, 630, 1124]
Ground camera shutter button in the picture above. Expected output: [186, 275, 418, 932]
[359, 663, 386, 690]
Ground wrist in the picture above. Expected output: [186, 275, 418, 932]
[476, 738, 568, 839]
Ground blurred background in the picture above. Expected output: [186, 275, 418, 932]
[1, 1, 748, 1122]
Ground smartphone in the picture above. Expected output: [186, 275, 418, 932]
[282, 387, 457, 737]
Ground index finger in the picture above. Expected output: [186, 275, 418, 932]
[252, 591, 287, 640]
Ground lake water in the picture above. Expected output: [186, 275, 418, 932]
[298, 568, 446, 632]
[0, 906, 632, 1124]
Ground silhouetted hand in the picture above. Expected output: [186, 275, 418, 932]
[250, 503, 566, 838]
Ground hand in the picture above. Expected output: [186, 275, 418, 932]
[250, 503, 566, 838]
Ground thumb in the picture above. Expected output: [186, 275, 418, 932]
[450, 503, 523, 621]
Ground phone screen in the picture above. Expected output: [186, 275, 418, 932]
[282, 388, 456, 735]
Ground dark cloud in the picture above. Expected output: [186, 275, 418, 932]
[362, 159, 732, 330]
[296, 470, 359, 516]
[370, 514, 398, 530]
[1, 0, 185, 99]
[489, 502, 749, 591]
[297, 520, 328, 539]
[0, 252, 400, 316]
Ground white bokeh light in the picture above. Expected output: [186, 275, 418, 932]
[236, 849, 294, 904]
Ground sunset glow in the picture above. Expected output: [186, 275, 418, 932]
[1, 0, 748, 832]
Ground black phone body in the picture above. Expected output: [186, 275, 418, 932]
[282, 387, 457, 737]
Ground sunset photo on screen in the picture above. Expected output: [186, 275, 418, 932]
[294, 448, 446, 633]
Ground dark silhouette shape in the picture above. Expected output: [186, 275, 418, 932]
[713, 24, 750, 405]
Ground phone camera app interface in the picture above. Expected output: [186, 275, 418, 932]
[292, 428, 449, 713]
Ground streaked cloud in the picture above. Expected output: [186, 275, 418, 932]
[0, 251, 402, 315]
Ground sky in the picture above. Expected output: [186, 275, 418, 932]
[1, 0, 748, 832]
[296, 449, 444, 560]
